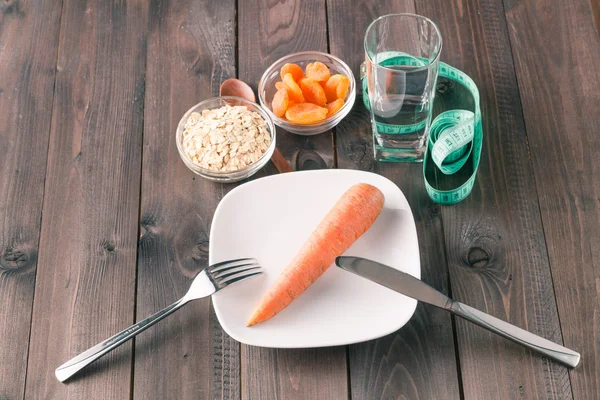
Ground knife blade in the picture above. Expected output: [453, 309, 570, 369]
[335, 256, 451, 309]
[335, 255, 581, 368]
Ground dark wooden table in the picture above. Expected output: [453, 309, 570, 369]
[1, 0, 599, 399]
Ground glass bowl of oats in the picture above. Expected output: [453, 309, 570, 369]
[176, 96, 276, 182]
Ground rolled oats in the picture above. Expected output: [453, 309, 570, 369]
[182, 105, 271, 172]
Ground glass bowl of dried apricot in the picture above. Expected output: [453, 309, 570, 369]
[258, 51, 356, 135]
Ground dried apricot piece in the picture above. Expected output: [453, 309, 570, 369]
[305, 61, 331, 83]
[272, 88, 290, 118]
[275, 81, 287, 91]
[285, 103, 328, 124]
[283, 73, 305, 103]
[299, 78, 327, 107]
[326, 98, 345, 117]
[323, 74, 350, 102]
[335, 76, 350, 100]
[280, 100, 296, 120]
[280, 63, 304, 81]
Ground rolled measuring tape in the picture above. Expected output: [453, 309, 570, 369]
[362, 53, 482, 205]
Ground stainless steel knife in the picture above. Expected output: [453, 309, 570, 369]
[335, 256, 580, 368]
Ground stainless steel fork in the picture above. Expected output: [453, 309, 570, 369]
[55, 258, 263, 382]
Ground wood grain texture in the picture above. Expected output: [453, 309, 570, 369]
[23, 0, 148, 398]
[241, 346, 348, 400]
[327, 1, 462, 399]
[414, 0, 573, 398]
[592, 0, 600, 39]
[0, 0, 63, 398]
[503, 0, 600, 398]
[133, 1, 237, 400]
[2, 1, 595, 399]
[238, 1, 345, 399]
[238, 0, 334, 174]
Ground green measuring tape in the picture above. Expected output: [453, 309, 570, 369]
[362, 53, 482, 205]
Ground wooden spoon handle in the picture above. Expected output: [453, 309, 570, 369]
[270, 148, 293, 173]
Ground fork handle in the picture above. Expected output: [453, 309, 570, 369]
[449, 300, 580, 368]
[55, 297, 188, 382]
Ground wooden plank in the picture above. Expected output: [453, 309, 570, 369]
[238, 0, 335, 176]
[592, 0, 600, 39]
[326, 1, 462, 399]
[238, 1, 347, 399]
[133, 1, 238, 399]
[503, 0, 600, 398]
[241, 346, 348, 400]
[413, 0, 573, 398]
[0, 0, 63, 398]
[23, 0, 148, 398]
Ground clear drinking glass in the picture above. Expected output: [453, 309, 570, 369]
[364, 14, 442, 162]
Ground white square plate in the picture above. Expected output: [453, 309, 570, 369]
[210, 169, 419, 348]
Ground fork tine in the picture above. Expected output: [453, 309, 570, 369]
[217, 269, 264, 288]
[212, 264, 261, 280]
[210, 261, 259, 277]
[209, 258, 257, 273]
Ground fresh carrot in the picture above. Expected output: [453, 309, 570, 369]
[247, 183, 385, 326]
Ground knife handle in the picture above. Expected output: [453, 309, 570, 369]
[449, 301, 580, 368]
